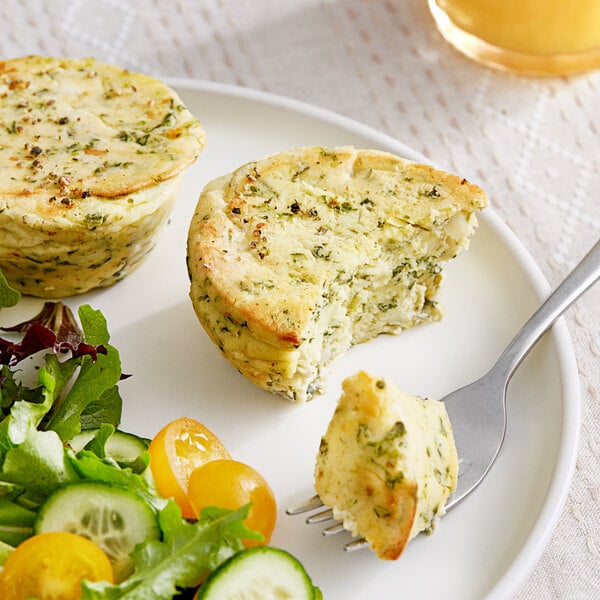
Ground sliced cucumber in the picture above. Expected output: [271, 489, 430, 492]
[70, 429, 149, 462]
[196, 546, 321, 600]
[34, 481, 159, 582]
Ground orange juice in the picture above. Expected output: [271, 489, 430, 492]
[429, 0, 600, 75]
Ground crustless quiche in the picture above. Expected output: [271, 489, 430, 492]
[0, 55, 206, 297]
[187, 146, 486, 401]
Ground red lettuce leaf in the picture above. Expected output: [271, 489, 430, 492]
[0, 302, 106, 366]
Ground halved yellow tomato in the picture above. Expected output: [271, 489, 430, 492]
[0, 531, 113, 600]
[148, 417, 231, 518]
[188, 458, 277, 547]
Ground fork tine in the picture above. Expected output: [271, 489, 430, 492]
[287, 496, 371, 552]
[285, 494, 324, 515]
[322, 522, 346, 536]
[344, 538, 369, 552]
[306, 508, 334, 523]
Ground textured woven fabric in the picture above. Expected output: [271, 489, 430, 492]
[1, 0, 598, 597]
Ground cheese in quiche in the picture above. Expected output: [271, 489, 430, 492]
[0, 55, 206, 297]
[187, 146, 486, 402]
[314, 371, 458, 560]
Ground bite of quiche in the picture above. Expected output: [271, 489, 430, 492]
[314, 371, 458, 560]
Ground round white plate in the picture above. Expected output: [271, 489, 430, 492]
[6, 80, 580, 599]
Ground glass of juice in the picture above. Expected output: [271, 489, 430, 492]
[428, 0, 600, 76]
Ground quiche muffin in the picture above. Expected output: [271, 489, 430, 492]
[0, 55, 206, 297]
[187, 146, 486, 401]
[314, 371, 458, 560]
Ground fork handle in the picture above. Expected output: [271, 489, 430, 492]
[492, 239, 600, 385]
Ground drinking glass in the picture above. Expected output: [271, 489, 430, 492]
[428, 0, 600, 76]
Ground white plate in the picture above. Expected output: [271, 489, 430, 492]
[5, 80, 580, 599]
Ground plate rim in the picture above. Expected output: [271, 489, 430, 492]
[168, 77, 581, 598]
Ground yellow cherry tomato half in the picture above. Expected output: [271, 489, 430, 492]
[188, 459, 277, 547]
[0, 531, 113, 600]
[148, 417, 231, 518]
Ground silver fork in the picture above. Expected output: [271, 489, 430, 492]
[287, 239, 600, 551]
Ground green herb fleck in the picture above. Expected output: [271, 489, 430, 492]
[311, 245, 331, 260]
[292, 165, 309, 181]
[422, 186, 441, 198]
[377, 299, 398, 312]
[385, 470, 405, 490]
[319, 438, 328, 456]
[84, 213, 107, 230]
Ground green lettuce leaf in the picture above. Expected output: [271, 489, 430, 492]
[80, 386, 123, 431]
[0, 368, 78, 500]
[46, 346, 121, 440]
[78, 304, 111, 346]
[67, 450, 163, 511]
[0, 497, 36, 546]
[0, 365, 57, 456]
[0, 272, 19, 308]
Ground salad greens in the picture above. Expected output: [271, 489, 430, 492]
[0, 274, 270, 598]
[82, 505, 254, 599]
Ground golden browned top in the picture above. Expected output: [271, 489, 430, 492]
[0, 55, 205, 202]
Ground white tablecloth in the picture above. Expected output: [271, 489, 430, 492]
[1, 1, 598, 597]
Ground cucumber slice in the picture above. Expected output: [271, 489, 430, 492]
[196, 546, 321, 600]
[70, 429, 149, 462]
[35, 481, 159, 582]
